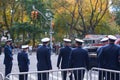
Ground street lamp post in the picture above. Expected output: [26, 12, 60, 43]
[11, 10, 14, 24]
[31, 10, 38, 48]
[49, 18, 53, 51]
[32, 5, 53, 53]
[9, 9, 15, 39]
[45, 9, 53, 52]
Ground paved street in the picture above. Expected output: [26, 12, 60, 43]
[0, 52, 98, 80]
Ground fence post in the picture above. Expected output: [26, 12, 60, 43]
[0, 72, 4, 80]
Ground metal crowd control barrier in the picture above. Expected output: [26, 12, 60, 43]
[6, 67, 87, 80]
[90, 67, 120, 80]
[0, 72, 4, 80]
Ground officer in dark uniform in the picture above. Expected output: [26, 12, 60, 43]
[3, 39, 13, 76]
[100, 37, 109, 46]
[97, 37, 109, 56]
[57, 38, 72, 80]
[69, 38, 89, 80]
[36, 37, 52, 80]
[97, 37, 109, 65]
[17, 45, 30, 80]
[97, 37, 108, 80]
[98, 35, 120, 80]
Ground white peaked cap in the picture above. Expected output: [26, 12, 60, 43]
[75, 38, 84, 43]
[63, 38, 71, 42]
[108, 35, 117, 40]
[41, 37, 50, 42]
[100, 37, 108, 42]
[22, 45, 29, 49]
[6, 39, 12, 42]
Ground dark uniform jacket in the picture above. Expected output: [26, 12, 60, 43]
[97, 46, 105, 67]
[69, 46, 89, 70]
[57, 46, 72, 69]
[17, 51, 30, 71]
[36, 45, 52, 70]
[4, 45, 13, 65]
[98, 43, 120, 70]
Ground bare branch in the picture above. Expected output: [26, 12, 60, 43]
[89, 0, 94, 26]
[78, 3, 87, 33]
[53, 0, 73, 15]
[94, 0, 109, 27]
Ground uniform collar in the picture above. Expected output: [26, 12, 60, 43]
[22, 50, 26, 53]
[65, 45, 69, 47]
[77, 46, 82, 48]
[109, 43, 115, 45]
[43, 45, 47, 47]
[6, 44, 10, 47]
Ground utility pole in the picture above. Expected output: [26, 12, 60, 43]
[49, 18, 53, 52]
[32, 5, 53, 53]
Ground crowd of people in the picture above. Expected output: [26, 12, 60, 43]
[2, 35, 120, 80]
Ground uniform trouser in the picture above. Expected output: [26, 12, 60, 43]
[5, 63, 12, 77]
[19, 74, 28, 80]
[73, 70, 85, 80]
[105, 72, 119, 80]
[98, 71, 105, 80]
[38, 72, 49, 80]
[19, 68, 28, 80]
[61, 71, 73, 80]
[37, 64, 49, 80]
[99, 71, 119, 80]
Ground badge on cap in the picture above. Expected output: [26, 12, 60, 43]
[108, 35, 117, 40]
[75, 38, 84, 43]
[41, 37, 50, 42]
[63, 38, 71, 42]
[22, 45, 29, 49]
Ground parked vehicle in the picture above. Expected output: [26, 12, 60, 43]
[83, 34, 107, 69]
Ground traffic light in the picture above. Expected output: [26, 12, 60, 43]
[52, 22, 54, 29]
[31, 11, 35, 19]
[35, 11, 38, 19]
[31, 11, 38, 20]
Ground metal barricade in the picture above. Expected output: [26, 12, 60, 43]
[90, 67, 120, 80]
[6, 67, 87, 80]
[0, 72, 4, 80]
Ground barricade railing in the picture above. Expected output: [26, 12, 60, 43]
[0, 72, 4, 80]
[89, 67, 120, 80]
[6, 67, 87, 80]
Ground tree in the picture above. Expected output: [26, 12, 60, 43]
[1, 0, 25, 41]
[112, 0, 120, 25]
[51, 0, 112, 38]
[10, 22, 43, 46]
[112, 0, 120, 11]
[1, 0, 50, 47]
